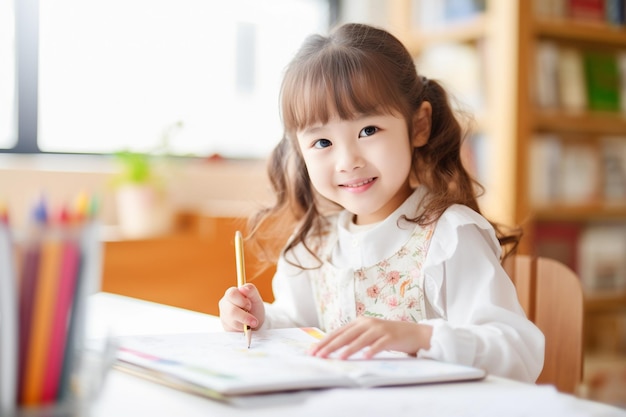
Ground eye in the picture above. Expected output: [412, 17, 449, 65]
[313, 138, 332, 149]
[359, 126, 378, 137]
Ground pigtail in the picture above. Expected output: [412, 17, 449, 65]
[412, 79, 479, 213]
[246, 136, 295, 267]
[411, 78, 522, 259]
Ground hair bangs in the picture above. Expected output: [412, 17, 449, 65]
[281, 48, 405, 135]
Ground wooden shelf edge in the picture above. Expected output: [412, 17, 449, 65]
[532, 205, 626, 221]
[533, 111, 626, 135]
[584, 290, 626, 313]
[533, 19, 626, 46]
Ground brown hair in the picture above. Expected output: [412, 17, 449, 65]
[248, 23, 520, 267]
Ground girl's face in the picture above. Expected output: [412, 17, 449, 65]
[296, 112, 414, 225]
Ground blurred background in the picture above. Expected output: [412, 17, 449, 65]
[1, 0, 625, 407]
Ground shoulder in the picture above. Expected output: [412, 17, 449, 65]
[435, 204, 497, 242]
[429, 204, 501, 260]
[423, 205, 505, 308]
[437, 204, 494, 231]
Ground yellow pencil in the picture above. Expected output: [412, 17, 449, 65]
[234, 231, 251, 348]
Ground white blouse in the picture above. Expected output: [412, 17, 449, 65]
[262, 187, 545, 383]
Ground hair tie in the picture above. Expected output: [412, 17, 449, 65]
[420, 75, 429, 88]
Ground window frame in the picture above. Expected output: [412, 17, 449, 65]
[7, 0, 38, 153]
[3, 0, 339, 156]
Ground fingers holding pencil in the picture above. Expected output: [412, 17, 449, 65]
[218, 237, 266, 336]
[218, 286, 258, 331]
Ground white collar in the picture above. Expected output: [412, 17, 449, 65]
[333, 186, 428, 267]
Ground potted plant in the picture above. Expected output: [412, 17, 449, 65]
[111, 122, 182, 239]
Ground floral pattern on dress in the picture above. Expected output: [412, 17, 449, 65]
[355, 224, 433, 323]
[312, 223, 435, 332]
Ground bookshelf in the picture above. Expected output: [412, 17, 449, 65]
[516, 2, 626, 401]
[385, 0, 626, 400]
[517, 1, 626, 299]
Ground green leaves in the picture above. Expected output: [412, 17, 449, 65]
[111, 151, 155, 186]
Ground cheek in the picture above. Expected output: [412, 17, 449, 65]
[309, 169, 330, 192]
[302, 156, 328, 188]
[307, 161, 334, 198]
[381, 142, 413, 172]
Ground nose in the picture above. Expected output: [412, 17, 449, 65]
[335, 142, 364, 173]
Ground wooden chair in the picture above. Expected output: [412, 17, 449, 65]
[503, 255, 584, 394]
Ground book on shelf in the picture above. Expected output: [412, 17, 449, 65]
[443, 0, 486, 21]
[530, 134, 626, 205]
[568, 0, 606, 22]
[534, 41, 560, 109]
[584, 51, 621, 112]
[533, 0, 626, 26]
[533, 222, 582, 273]
[534, 221, 626, 291]
[533, 0, 567, 19]
[532, 135, 600, 204]
[114, 328, 486, 401]
[534, 42, 625, 114]
[559, 141, 601, 203]
[605, 0, 626, 25]
[578, 224, 626, 291]
[529, 134, 562, 205]
[619, 51, 626, 114]
[601, 136, 626, 202]
[557, 47, 587, 112]
[410, 0, 486, 30]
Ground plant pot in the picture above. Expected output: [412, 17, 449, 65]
[115, 184, 173, 239]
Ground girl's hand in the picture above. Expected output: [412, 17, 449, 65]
[309, 317, 433, 359]
[218, 283, 265, 332]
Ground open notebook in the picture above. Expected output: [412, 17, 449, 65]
[114, 328, 486, 401]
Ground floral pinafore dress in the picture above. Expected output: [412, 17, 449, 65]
[312, 223, 435, 332]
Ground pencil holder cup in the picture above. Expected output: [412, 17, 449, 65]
[0, 218, 113, 417]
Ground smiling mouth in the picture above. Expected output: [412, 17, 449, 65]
[341, 178, 376, 188]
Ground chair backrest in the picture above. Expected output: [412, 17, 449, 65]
[503, 254, 584, 394]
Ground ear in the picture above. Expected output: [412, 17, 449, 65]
[411, 101, 432, 148]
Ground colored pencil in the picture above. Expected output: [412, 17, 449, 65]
[42, 209, 81, 402]
[21, 235, 63, 405]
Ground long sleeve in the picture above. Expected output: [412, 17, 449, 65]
[261, 244, 320, 329]
[418, 206, 545, 383]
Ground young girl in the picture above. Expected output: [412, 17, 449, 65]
[219, 23, 544, 383]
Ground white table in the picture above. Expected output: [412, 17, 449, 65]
[87, 293, 626, 417]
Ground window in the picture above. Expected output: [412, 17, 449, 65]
[0, 0, 16, 149]
[6, 0, 334, 157]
